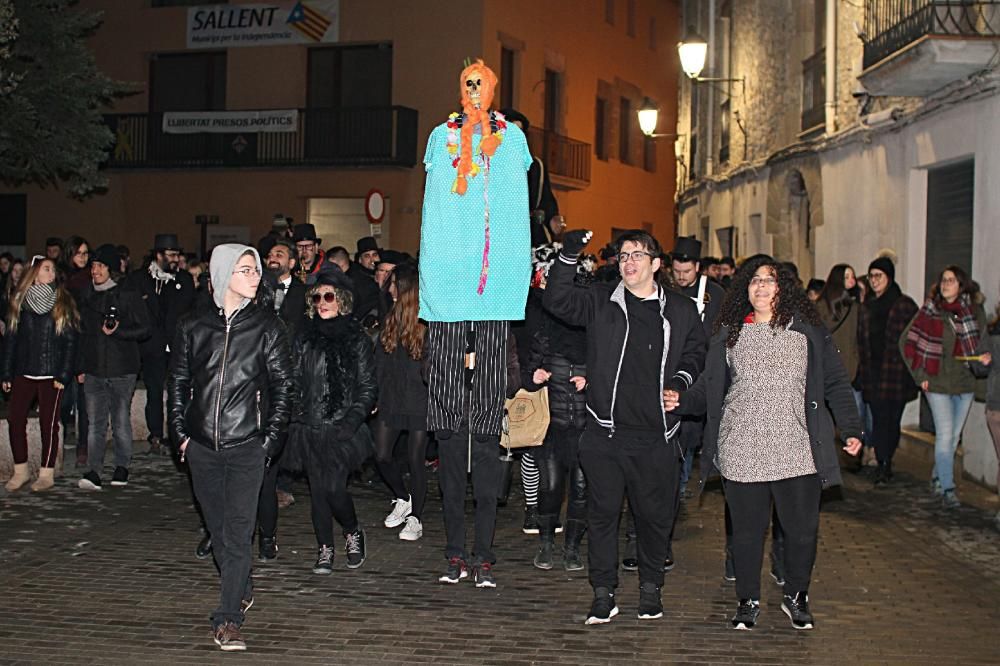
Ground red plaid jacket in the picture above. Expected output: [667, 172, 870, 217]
[857, 293, 919, 403]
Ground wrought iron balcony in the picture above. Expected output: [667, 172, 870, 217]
[103, 106, 418, 170]
[525, 127, 592, 189]
[861, 1, 1000, 95]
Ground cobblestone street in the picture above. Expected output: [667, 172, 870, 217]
[1, 445, 998, 665]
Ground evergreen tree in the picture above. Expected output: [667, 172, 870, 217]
[0, 0, 134, 197]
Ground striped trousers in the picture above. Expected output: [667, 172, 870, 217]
[425, 320, 509, 436]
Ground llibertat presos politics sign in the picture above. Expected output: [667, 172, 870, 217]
[186, 1, 339, 49]
[162, 110, 299, 134]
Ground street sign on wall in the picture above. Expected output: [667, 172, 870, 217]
[186, 1, 340, 49]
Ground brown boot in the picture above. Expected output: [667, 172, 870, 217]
[5, 463, 31, 492]
[30, 467, 55, 492]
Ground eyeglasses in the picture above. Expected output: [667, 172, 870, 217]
[617, 251, 653, 264]
[311, 292, 337, 304]
[940, 277, 958, 285]
[232, 267, 261, 277]
[749, 276, 778, 287]
[295, 243, 316, 251]
[867, 272, 886, 281]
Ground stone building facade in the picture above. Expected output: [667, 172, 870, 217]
[674, 0, 1000, 487]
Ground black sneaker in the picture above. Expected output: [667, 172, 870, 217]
[533, 541, 554, 570]
[473, 562, 496, 588]
[438, 556, 468, 584]
[585, 587, 618, 625]
[622, 535, 638, 572]
[258, 534, 277, 562]
[77, 470, 102, 491]
[664, 545, 675, 572]
[724, 548, 736, 582]
[344, 529, 366, 569]
[731, 598, 761, 630]
[637, 582, 663, 620]
[110, 466, 129, 487]
[563, 546, 584, 572]
[522, 505, 540, 534]
[195, 534, 213, 560]
[781, 591, 814, 630]
[312, 545, 334, 574]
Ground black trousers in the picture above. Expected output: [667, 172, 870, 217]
[257, 462, 279, 539]
[579, 428, 680, 590]
[141, 351, 169, 439]
[536, 426, 587, 538]
[438, 426, 501, 564]
[869, 399, 907, 464]
[373, 418, 429, 520]
[724, 474, 821, 600]
[308, 463, 358, 546]
[186, 442, 265, 628]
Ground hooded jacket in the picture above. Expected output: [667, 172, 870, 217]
[168, 244, 294, 456]
[543, 252, 706, 447]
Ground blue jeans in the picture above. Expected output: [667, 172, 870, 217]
[85, 374, 137, 476]
[925, 391, 974, 492]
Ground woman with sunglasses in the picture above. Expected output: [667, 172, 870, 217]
[2, 257, 79, 491]
[284, 268, 376, 573]
[901, 265, 990, 508]
[665, 255, 862, 631]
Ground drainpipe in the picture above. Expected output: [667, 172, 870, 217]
[705, 0, 716, 176]
[824, 0, 837, 134]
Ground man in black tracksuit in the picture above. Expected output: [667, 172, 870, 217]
[544, 229, 705, 625]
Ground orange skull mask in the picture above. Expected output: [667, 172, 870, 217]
[453, 59, 501, 195]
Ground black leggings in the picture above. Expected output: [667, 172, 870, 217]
[372, 419, 429, 520]
[724, 474, 820, 600]
[536, 427, 587, 532]
[308, 464, 358, 547]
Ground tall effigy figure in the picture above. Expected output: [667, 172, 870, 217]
[419, 59, 530, 587]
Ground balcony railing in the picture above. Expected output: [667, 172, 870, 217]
[801, 48, 826, 131]
[525, 127, 592, 187]
[864, 0, 1000, 68]
[103, 106, 418, 169]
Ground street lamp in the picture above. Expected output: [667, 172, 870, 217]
[637, 98, 682, 142]
[677, 28, 745, 91]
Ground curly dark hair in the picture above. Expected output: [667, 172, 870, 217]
[715, 254, 821, 348]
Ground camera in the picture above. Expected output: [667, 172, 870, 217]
[103, 305, 118, 330]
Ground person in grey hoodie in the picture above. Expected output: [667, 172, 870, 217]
[168, 244, 294, 652]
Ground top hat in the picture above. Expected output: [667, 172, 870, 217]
[671, 236, 702, 262]
[292, 223, 321, 243]
[378, 249, 407, 266]
[154, 234, 182, 251]
[356, 236, 380, 254]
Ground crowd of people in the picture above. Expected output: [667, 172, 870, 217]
[2, 220, 998, 650]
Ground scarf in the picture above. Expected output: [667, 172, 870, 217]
[903, 294, 980, 376]
[148, 262, 175, 295]
[865, 281, 902, 364]
[25, 283, 57, 315]
[93, 278, 117, 292]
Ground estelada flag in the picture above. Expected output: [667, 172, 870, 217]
[287, 1, 332, 41]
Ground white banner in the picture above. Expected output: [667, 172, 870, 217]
[162, 109, 299, 134]
[186, 2, 339, 49]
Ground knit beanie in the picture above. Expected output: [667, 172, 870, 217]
[868, 257, 895, 283]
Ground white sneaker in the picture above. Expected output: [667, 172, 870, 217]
[399, 516, 423, 541]
[384, 495, 412, 528]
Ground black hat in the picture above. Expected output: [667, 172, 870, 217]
[671, 237, 702, 262]
[45, 237, 62, 248]
[868, 256, 895, 283]
[378, 249, 406, 266]
[154, 234, 181, 251]
[92, 244, 120, 269]
[356, 236, 380, 254]
[314, 262, 353, 292]
[292, 223, 320, 243]
[807, 278, 826, 293]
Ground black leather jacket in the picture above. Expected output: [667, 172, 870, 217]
[2, 308, 78, 386]
[168, 302, 294, 456]
[77, 283, 150, 378]
[292, 316, 377, 430]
